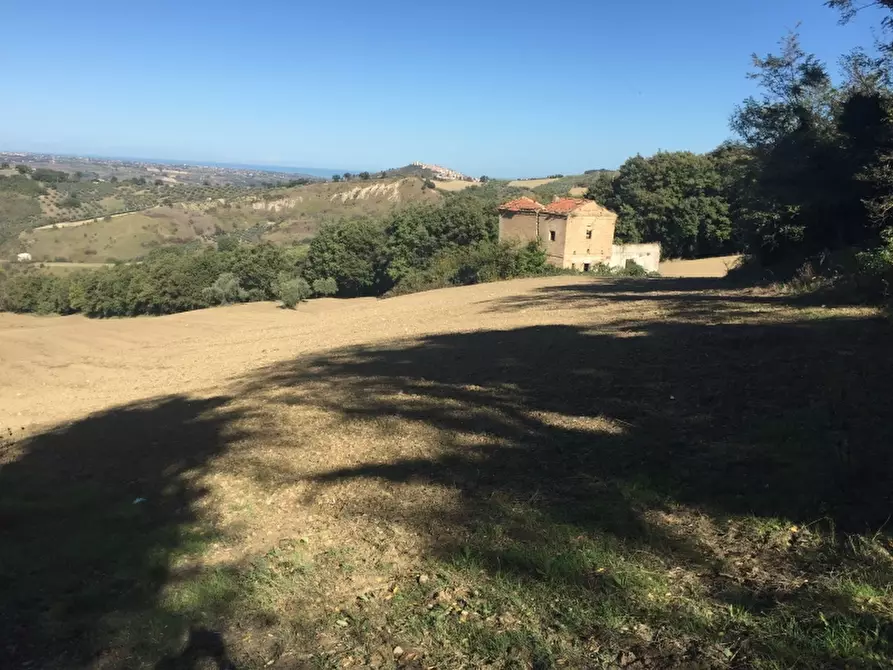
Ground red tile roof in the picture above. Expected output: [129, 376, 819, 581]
[498, 197, 544, 213]
[542, 198, 589, 215]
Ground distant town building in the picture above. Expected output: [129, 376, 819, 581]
[497, 197, 660, 272]
[411, 161, 478, 182]
[16, 252, 32, 262]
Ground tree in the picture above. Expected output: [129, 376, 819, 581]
[730, 30, 886, 262]
[0, 162, 9, 169]
[216, 236, 240, 253]
[342, 172, 353, 181]
[583, 173, 616, 208]
[385, 198, 497, 281]
[609, 152, 732, 258]
[359, 171, 371, 180]
[311, 277, 338, 297]
[202, 272, 247, 305]
[278, 277, 311, 308]
[32, 168, 69, 184]
[304, 218, 389, 296]
[480, 175, 490, 183]
[15, 165, 32, 175]
[331, 174, 342, 182]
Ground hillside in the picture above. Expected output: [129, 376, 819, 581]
[4, 176, 440, 263]
[1, 276, 890, 668]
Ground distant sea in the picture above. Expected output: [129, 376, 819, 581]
[10, 151, 350, 178]
[122, 157, 346, 178]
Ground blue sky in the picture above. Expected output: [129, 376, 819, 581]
[0, 0, 884, 177]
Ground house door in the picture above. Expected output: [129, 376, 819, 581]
[583, 263, 591, 272]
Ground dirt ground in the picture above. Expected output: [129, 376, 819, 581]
[658, 254, 742, 277]
[2, 276, 891, 669]
[1, 277, 603, 431]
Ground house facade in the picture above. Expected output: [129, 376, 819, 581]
[498, 197, 617, 270]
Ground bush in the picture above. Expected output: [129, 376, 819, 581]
[32, 168, 69, 184]
[311, 277, 338, 297]
[854, 229, 893, 303]
[387, 240, 548, 297]
[203, 272, 248, 306]
[278, 277, 311, 308]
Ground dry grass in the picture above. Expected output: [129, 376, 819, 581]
[432, 180, 477, 192]
[2, 277, 892, 669]
[659, 255, 743, 278]
[507, 178, 559, 188]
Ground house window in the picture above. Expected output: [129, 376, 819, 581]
[585, 230, 592, 239]
[583, 263, 591, 272]
[549, 231, 556, 241]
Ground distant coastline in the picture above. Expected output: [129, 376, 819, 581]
[142, 158, 347, 178]
[0, 149, 348, 178]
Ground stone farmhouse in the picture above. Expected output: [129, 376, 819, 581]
[497, 197, 660, 272]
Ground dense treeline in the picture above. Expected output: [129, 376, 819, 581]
[0, 195, 549, 316]
[583, 3, 893, 301]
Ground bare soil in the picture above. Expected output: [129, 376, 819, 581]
[658, 254, 742, 277]
[2, 276, 891, 669]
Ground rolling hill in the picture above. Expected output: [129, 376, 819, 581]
[3, 175, 441, 263]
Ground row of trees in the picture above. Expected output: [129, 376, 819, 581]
[581, 2, 893, 299]
[0, 195, 549, 317]
[303, 194, 545, 296]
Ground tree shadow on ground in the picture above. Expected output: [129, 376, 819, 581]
[243, 289, 893, 666]
[485, 277, 827, 317]
[0, 395, 246, 668]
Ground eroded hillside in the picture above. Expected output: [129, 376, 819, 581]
[10, 177, 440, 262]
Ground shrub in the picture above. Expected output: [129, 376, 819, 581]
[202, 272, 248, 305]
[854, 229, 893, 303]
[278, 277, 311, 308]
[387, 240, 548, 297]
[621, 259, 649, 277]
[32, 168, 69, 184]
[311, 277, 338, 297]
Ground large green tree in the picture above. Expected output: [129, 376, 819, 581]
[304, 218, 389, 296]
[608, 152, 732, 258]
[385, 197, 497, 281]
[730, 29, 893, 263]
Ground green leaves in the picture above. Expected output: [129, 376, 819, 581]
[607, 152, 732, 258]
